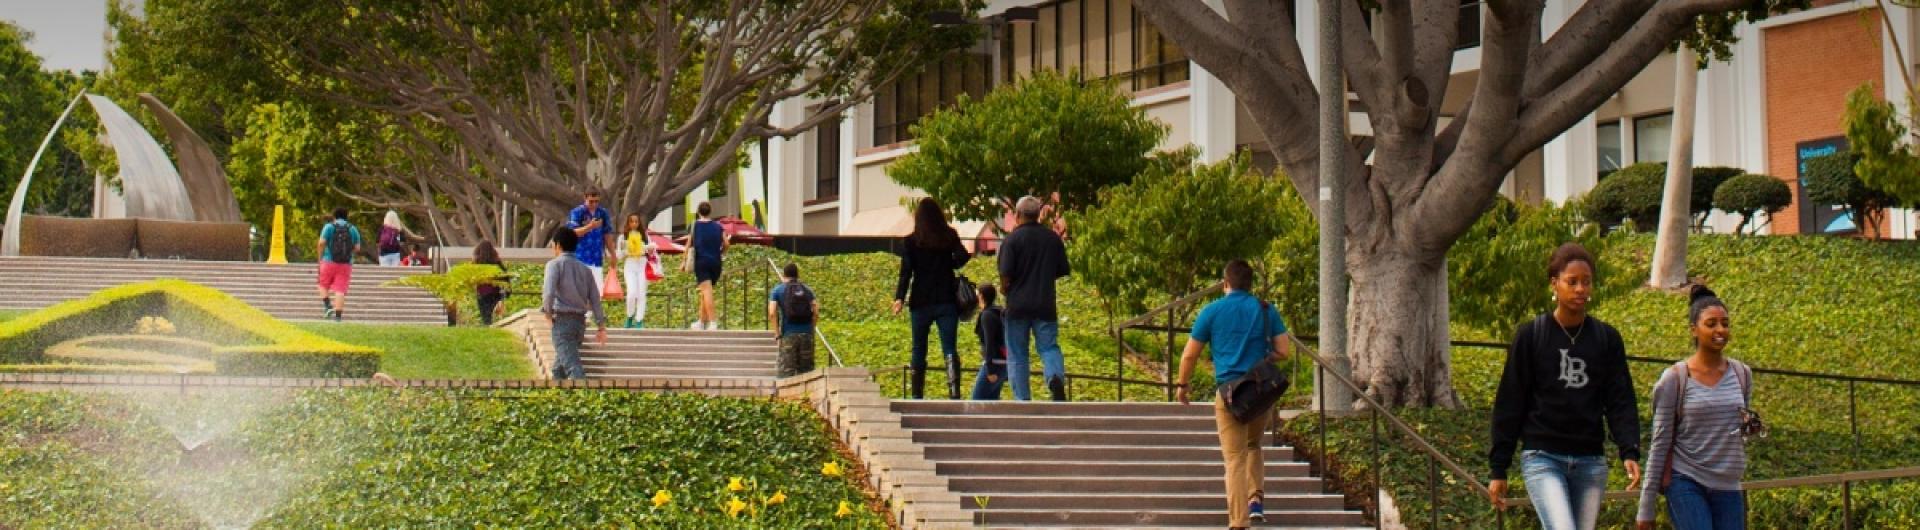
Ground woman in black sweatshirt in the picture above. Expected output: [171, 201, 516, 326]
[1487, 243, 1642, 530]
[893, 197, 973, 399]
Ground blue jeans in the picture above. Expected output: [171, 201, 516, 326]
[1666, 474, 1745, 530]
[1521, 450, 1609, 530]
[910, 303, 960, 398]
[549, 313, 587, 380]
[1004, 318, 1065, 401]
[970, 362, 1006, 400]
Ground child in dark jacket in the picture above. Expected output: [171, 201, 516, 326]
[970, 285, 1008, 400]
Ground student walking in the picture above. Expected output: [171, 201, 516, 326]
[567, 190, 616, 291]
[376, 210, 420, 267]
[616, 213, 658, 329]
[969, 285, 1008, 400]
[1637, 285, 1756, 530]
[998, 196, 1071, 401]
[1489, 243, 1643, 530]
[472, 241, 509, 326]
[315, 208, 361, 322]
[685, 202, 729, 330]
[892, 197, 973, 399]
[767, 263, 819, 377]
[1173, 260, 1291, 529]
[541, 226, 608, 380]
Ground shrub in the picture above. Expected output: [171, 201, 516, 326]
[1690, 166, 1743, 225]
[1581, 162, 1666, 231]
[1067, 152, 1295, 315]
[1713, 173, 1793, 234]
[1804, 152, 1900, 237]
[1447, 196, 1627, 335]
[0, 280, 380, 377]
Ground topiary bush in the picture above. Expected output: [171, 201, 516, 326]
[0, 280, 380, 377]
[1804, 152, 1900, 237]
[1581, 162, 1666, 231]
[1714, 173, 1793, 235]
[1690, 166, 1744, 226]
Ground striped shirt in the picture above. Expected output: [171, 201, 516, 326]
[1638, 360, 1753, 522]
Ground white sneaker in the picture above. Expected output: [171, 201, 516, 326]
[706, 322, 721, 331]
[690, 321, 704, 330]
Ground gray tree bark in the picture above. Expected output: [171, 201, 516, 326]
[1137, 0, 1774, 407]
[1650, 48, 1700, 290]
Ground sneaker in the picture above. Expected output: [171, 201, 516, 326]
[706, 321, 721, 331]
[690, 321, 704, 330]
[332, 311, 344, 322]
[1248, 497, 1265, 523]
[323, 307, 337, 320]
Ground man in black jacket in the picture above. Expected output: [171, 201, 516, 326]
[997, 195, 1071, 401]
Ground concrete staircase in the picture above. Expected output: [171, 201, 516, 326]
[518, 325, 780, 394]
[891, 401, 1367, 529]
[0, 256, 444, 324]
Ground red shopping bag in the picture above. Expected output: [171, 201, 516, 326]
[602, 267, 625, 298]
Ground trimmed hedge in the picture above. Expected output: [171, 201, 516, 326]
[0, 280, 380, 377]
[1582, 162, 1666, 230]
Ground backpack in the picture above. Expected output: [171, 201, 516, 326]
[378, 226, 402, 253]
[326, 222, 357, 264]
[780, 280, 816, 325]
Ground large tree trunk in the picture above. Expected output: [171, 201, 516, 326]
[1650, 48, 1699, 289]
[1345, 250, 1463, 408]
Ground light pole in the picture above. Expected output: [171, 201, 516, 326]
[1316, 0, 1353, 412]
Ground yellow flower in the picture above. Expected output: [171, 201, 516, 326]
[766, 491, 787, 506]
[727, 477, 746, 492]
[650, 490, 671, 508]
[821, 462, 843, 477]
[726, 497, 747, 517]
[835, 500, 854, 518]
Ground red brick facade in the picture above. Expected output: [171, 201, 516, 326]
[1764, 7, 1886, 235]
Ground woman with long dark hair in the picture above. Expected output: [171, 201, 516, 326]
[1637, 285, 1754, 530]
[472, 241, 509, 325]
[1488, 242, 1642, 530]
[616, 213, 656, 328]
[892, 197, 972, 399]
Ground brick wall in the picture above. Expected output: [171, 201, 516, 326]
[1764, 7, 1884, 234]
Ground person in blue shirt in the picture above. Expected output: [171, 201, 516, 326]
[1174, 260, 1292, 529]
[567, 190, 616, 291]
[767, 262, 818, 377]
[684, 201, 730, 330]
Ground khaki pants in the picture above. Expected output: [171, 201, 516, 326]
[1214, 398, 1272, 527]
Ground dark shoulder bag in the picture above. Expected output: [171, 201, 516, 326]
[1217, 300, 1292, 423]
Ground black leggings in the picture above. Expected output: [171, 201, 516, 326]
[477, 292, 505, 325]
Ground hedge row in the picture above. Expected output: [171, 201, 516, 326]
[0, 280, 379, 377]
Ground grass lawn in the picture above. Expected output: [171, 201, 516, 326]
[0, 309, 23, 323]
[296, 323, 533, 379]
[0, 389, 887, 528]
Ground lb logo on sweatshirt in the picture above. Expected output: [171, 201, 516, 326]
[1557, 348, 1589, 389]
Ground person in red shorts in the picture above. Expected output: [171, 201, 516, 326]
[316, 207, 362, 322]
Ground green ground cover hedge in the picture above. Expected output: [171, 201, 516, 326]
[1286, 234, 1920, 528]
[0, 280, 379, 377]
[0, 389, 887, 528]
[295, 323, 533, 380]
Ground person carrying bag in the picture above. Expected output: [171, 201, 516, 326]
[1174, 260, 1293, 528]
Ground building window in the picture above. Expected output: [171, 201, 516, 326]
[813, 108, 841, 202]
[872, 49, 990, 146]
[1596, 121, 1623, 174]
[998, 0, 1190, 92]
[1633, 112, 1674, 164]
[1457, 1, 1483, 50]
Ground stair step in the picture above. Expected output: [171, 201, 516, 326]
[937, 461, 1309, 478]
[577, 356, 774, 366]
[977, 508, 1365, 527]
[945, 476, 1326, 495]
[891, 401, 1214, 416]
[580, 366, 775, 376]
[901, 414, 1218, 431]
[913, 429, 1273, 447]
[959, 493, 1346, 511]
[922, 444, 1295, 462]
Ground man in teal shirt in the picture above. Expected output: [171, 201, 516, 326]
[1174, 260, 1291, 527]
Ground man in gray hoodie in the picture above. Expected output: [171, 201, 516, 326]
[542, 226, 608, 380]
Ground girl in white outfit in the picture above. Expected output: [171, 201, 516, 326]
[616, 213, 656, 329]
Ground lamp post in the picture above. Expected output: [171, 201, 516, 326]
[1316, 0, 1353, 412]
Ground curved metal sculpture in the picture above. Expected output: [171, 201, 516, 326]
[1, 92, 85, 257]
[138, 94, 241, 223]
[87, 94, 196, 221]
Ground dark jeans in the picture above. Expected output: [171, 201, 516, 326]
[549, 313, 587, 380]
[970, 361, 1006, 400]
[477, 292, 504, 325]
[909, 303, 960, 399]
[1667, 474, 1746, 530]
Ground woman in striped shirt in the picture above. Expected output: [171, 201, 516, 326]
[1637, 285, 1754, 529]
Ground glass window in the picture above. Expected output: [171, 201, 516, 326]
[1634, 113, 1673, 164]
[872, 50, 992, 146]
[813, 108, 840, 202]
[1596, 121, 1623, 173]
[1457, 1, 1483, 50]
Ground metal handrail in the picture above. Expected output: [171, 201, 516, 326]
[1112, 283, 1224, 331]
